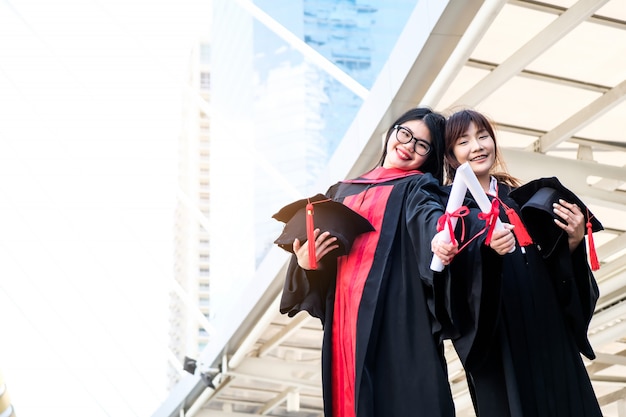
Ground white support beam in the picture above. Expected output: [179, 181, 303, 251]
[422, 0, 507, 107]
[229, 356, 322, 389]
[596, 256, 626, 284]
[194, 411, 263, 417]
[287, 391, 300, 412]
[501, 149, 626, 206]
[597, 387, 626, 407]
[256, 387, 297, 415]
[597, 232, 626, 262]
[594, 352, 626, 367]
[596, 270, 626, 311]
[186, 375, 233, 417]
[590, 375, 626, 384]
[590, 318, 626, 349]
[453, 0, 609, 107]
[227, 293, 282, 369]
[185, 388, 216, 417]
[577, 144, 594, 162]
[532, 79, 626, 152]
[257, 312, 312, 358]
[570, 138, 626, 153]
[194, 405, 321, 417]
[590, 302, 626, 336]
[619, 399, 626, 417]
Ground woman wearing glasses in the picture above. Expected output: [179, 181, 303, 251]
[278, 107, 504, 417]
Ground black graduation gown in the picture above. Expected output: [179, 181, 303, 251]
[280, 171, 459, 417]
[451, 182, 602, 417]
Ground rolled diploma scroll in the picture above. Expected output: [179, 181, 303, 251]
[457, 162, 514, 254]
[456, 162, 505, 231]
[430, 173, 468, 272]
[430, 162, 508, 272]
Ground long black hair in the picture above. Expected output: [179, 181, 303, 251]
[376, 107, 446, 184]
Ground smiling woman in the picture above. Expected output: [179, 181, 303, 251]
[0, 1, 210, 416]
[279, 107, 470, 417]
[443, 108, 603, 417]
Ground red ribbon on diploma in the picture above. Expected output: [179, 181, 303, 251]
[478, 198, 500, 245]
[436, 206, 470, 245]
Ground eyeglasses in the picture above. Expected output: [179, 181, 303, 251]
[393, 125, 432, 156]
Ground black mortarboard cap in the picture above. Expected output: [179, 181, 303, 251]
[509, 177, 603, 261]
[272, 193, 375, 259]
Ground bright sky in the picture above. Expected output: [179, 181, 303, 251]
[0, 1, 210, 416]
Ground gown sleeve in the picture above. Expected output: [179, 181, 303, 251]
[279, 184, 341, 324]
[544, 238, 599, 359]
[279, 255, 336, 323]
[505, 182, 599, 360]
[405, 175, 456, 341]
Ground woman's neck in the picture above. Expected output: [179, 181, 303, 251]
[479, 175, 492, 193]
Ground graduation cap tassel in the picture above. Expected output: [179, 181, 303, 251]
[505, 207, 533, 247]
[586, 214, 600, 271]
[306, 202, 317, 270]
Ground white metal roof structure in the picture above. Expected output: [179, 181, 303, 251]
[153, 0, 626, 416]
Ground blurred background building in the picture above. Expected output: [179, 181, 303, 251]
[168, 39, 213, 388]
[168, 0, 417, 387]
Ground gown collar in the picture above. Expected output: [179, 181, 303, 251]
[343, 167, 423, 184]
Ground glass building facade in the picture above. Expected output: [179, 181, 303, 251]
[161, 0, 471, 414]
[208, 0, 416, 299]
[197, 1, 423, 366]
